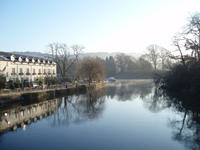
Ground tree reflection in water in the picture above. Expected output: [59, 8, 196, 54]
[148, 84, 200, 150]
[106, 80, 153, 101]
[51, 88, 106, 127]
[50, 81, 154, 127]
[107, 80, 200, 150]
[1, 80, 199, 149]
[162, 92, 200, 150]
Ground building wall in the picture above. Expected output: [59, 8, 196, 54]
[0, 60, 56, 82]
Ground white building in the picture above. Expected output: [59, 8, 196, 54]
[0, 52, 56, 82]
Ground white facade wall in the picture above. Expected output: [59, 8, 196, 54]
[0, 60, 56, 82]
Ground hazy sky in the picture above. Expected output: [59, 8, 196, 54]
[0, 0, 200, 53]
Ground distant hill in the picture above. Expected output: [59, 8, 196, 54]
[12, 51, 142, 59]
[13, 51, 49, 58]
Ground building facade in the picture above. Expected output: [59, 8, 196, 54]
[0, 52, 56, 82]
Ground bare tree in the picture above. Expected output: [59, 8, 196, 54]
[145, 44, 160, 70]
[159, 47, 172, 70]
[185, 13, 200, 60]
[172, 35, 186, 66]
[77, 57, 106, 85]
[144, 44, 173, 71]
[172, 13, 200, 64]
[48, 42, 84, 80]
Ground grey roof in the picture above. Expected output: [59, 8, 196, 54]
[0, 51, 55, 64]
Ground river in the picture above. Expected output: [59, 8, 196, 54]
[0, 80, 197, 150]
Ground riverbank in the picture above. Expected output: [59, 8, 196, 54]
[0, 82, 106, 108]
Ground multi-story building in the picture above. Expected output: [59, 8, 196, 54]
[0, 52, 56, 82]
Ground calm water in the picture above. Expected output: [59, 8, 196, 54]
[0, 80, 196, 150]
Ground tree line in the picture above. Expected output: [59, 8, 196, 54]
[49, 42, 173, 82]
[156, 12, 200, 98]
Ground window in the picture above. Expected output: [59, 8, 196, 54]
[44, 69, 46, 73]
[19, 68, 23, 75]
[26, 68, 30, 75]
[39, 69, 41, 73]
[11, 68, 16, 75]
[32, 69, 36, 75]
[12, 68, 15, 73]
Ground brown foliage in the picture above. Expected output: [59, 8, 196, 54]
[77, 57, 106, 84]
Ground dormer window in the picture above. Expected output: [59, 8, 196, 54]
[25, 57, 29, 63]
[52, 61, 56, 66]
[37, 59, 41, 63]
[18, 56, 22, 62]
[10, 55, 15, 61]
[32, 58, 35, 63]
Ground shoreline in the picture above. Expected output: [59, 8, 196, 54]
[0, 82, 106, 107]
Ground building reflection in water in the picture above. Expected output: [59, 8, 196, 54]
[0, 99, 59, 134]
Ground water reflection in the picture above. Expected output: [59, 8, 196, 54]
[160, 90, 200, 150]
[51, 88, 106, 127]
[106, 80, 153, 101]
[0, 80, 154, 134]
[107, 80, 200, 149]
[1, 80, 200, 150]
[0, 98, 58, 134]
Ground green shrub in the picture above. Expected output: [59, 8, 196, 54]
[0, 74, 6, 89]
[35, 77, 44, 86]
[23, 80, 30, 87]
[44, 76, 59, 85]
[8, 79, 15, 89]
[14, 78, 21, 88]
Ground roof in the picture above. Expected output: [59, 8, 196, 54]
[0, 51, 55, 64]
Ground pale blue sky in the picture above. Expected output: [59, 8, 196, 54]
[0, 0, 200, 53]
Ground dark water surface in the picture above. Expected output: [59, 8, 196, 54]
[0, 80, 196, 150]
